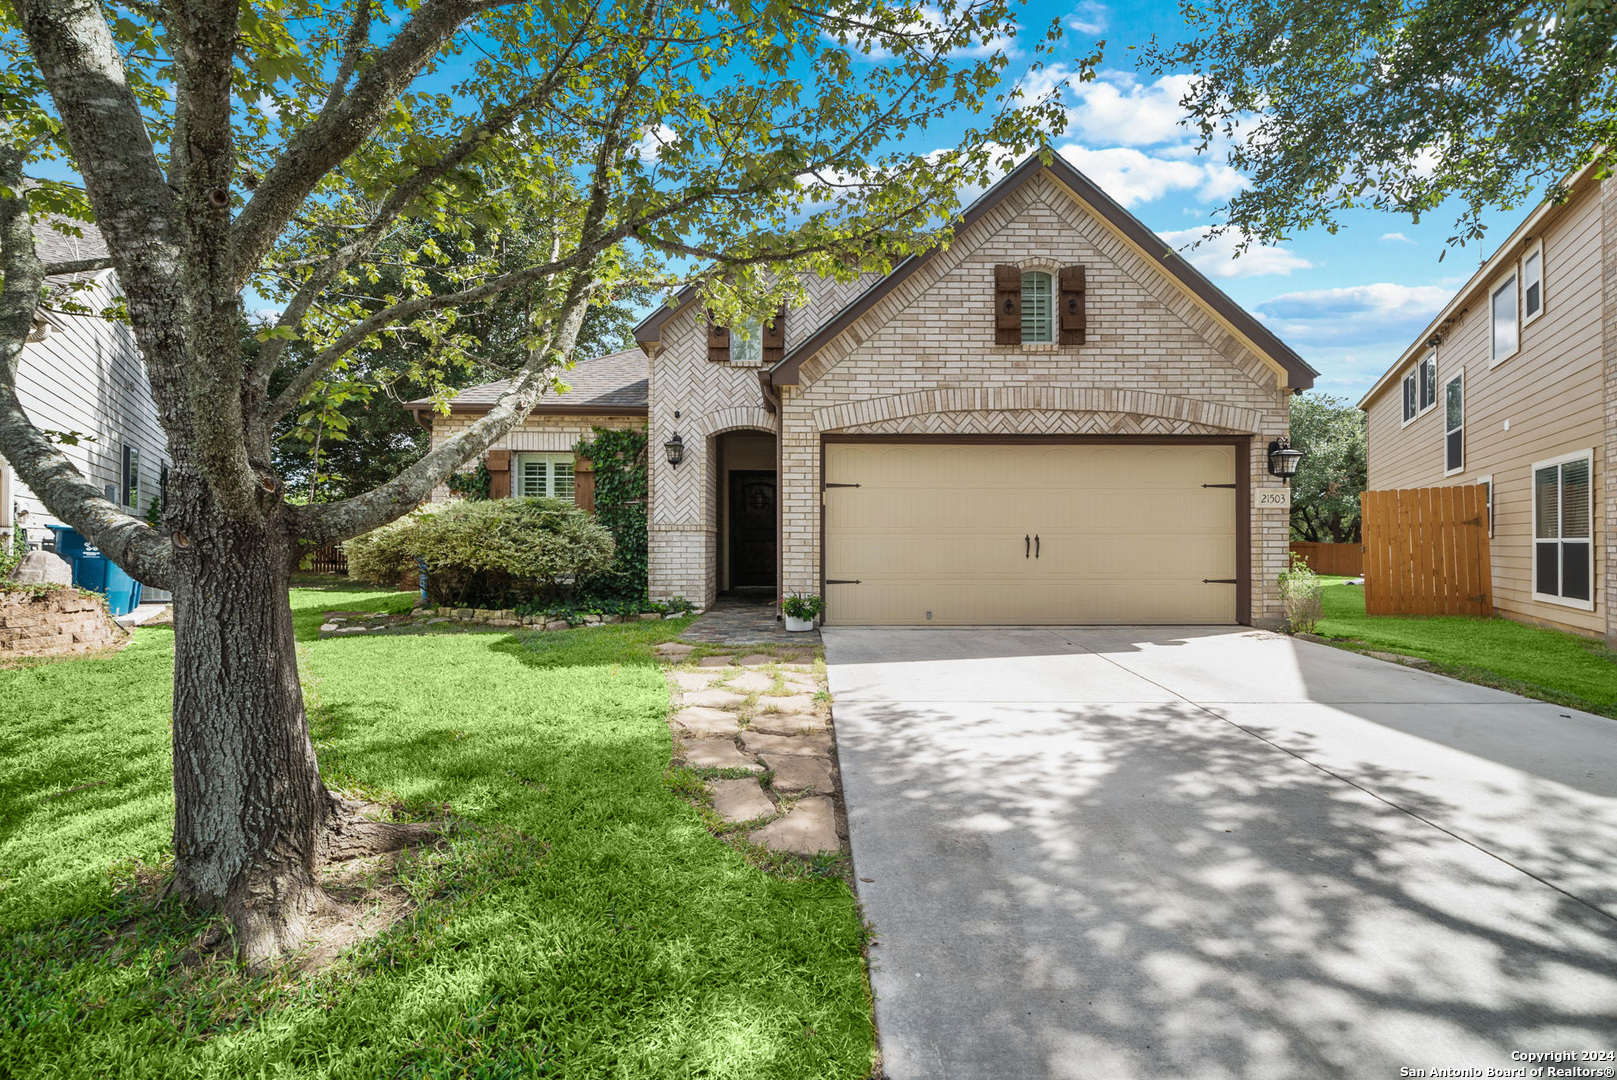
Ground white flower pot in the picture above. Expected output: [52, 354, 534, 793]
[784, 614, 815, 632]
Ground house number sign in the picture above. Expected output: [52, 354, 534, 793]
[1255, 488, 1291, 511]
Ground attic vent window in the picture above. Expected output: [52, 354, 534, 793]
[731, 317, 764, 364]
[1021, 272, 1054, 343]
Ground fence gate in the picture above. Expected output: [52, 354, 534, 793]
[1289, 541, 1362, 576]
[1360, 486, 1492, 616]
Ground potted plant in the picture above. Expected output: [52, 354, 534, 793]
[781, 592, 824, 632]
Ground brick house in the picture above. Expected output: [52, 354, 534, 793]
[411, 152, 1316, 627]
[1359, 161, 1615, 640]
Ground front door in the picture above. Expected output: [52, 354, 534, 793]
[728, 470, 777, 588]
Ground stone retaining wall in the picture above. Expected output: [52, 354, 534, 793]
[0, 587, 126, 659]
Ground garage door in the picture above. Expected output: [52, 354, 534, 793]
[823, 442, 1239, 625]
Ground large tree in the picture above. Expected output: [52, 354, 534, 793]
[1145, 0, 1617, 248]
[1288, 392, 1367, 544]
[0, 0, 1069, 963]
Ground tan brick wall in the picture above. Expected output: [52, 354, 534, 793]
[646, 169, 1295, 623]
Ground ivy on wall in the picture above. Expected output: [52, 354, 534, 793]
[447, 463, 492, 501]
[575, 427, 648, 601]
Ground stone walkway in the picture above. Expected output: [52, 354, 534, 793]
[653, 640, 841, 856]
[678, 594, 821, 646]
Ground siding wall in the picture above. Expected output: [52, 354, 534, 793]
[1363, 177, 1608, 636]
[0, 270, 170, 541]
[646, 169, 1297, 625]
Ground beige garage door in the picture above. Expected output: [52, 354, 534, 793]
[823, 442, 1239, 625]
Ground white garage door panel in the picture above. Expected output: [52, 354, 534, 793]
[824, 442, 1239, 625]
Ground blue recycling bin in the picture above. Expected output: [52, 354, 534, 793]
[45, 524, 143, 616]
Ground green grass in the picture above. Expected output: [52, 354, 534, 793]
[1313, 576, 1617, 717]
[0, 582, 873, 1079]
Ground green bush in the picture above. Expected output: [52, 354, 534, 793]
[345, 497, 615, 608]
[574, 428, 647, 601]
[1279, 553, 1324, 634]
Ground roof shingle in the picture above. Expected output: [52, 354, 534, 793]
[408, 348, 649, 416]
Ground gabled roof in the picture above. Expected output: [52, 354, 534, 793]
[631, 150, 1317, 391]
[403, 348, 648, 425]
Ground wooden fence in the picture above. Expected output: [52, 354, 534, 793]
[1360, 486, 1492, 616]
[1289, 541, 1362, 577]
[302, 542, 348, 575]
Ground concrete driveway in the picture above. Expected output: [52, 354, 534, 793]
[823, 627, 1617, 1080]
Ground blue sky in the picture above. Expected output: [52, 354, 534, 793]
[942, 0, 1524, 402]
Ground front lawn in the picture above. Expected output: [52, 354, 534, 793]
[0, 583, 873, 1079]
[1314, 577, 1617, 718]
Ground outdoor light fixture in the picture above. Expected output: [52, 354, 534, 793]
[1267, 437, 1304, 483]
[664, 432, 685, 467]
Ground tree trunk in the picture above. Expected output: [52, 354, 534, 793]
[168, 498, 339, 963]
[166, 486, 439, 964]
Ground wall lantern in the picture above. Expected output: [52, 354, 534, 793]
[664, 432, 685, 467]
[1266, 437, 1304, 483]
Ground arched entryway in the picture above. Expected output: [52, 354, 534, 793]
[712, 429, 778, 596]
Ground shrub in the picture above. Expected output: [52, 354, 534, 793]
[1279, 553, 1324, 634]
[782, 593, 824, 621]
[574, 428, 647, 601]
[345, 498, 614, 608]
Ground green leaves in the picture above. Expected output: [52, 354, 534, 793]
[1144, 0, 1617, 249]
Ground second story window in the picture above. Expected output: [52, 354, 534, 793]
[1523, 241, 1545, 323]
[1491, 272, 1518, 363]
[1020, 272, 1054, 343]
[730, 316, 764, 364]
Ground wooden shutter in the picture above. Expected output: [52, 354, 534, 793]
[573, 454, 596, 514]
[1058, 265, 1086, 346]
[762, 303, 786, 366]
[707, 315, 730, 363]
[485, 448, 511, 499]
[994, 265, 1021, 345]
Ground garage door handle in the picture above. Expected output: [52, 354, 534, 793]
[1024, 535, 1030, 559]
[1202, 578, 1237, 584]
[1035, 534, 1040, 559]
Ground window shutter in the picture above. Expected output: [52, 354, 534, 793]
[485, 448, 511, 499]
[762, 303, 786, 366]
[994, 265, 1021, 345]
[707, 315, 730, 363]
[1058, 265, 1086, 346]
[573, 454, 596, 514]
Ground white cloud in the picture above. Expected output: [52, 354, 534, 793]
[1012, 62, 1078, 105]
[1156, 227, 1313, 279]
[1380, 232, 1416, 244]
[1064, 73, 1197, 147]
[1255, 283, 1451, 346]
[633, 124, 677, 161]
[1056, 143, 1245, 208]
[1065, 1, 1108, 35]
[837, 6, 1017, 61]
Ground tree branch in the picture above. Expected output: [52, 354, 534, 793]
[231, 0, 513, 287]
[41, 256, 114, 277]
[0, 148, 172, 587]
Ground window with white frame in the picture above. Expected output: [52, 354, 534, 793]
[1522, 241, 1544, 324]
[1533, 451, 1593, 608]
[730, 316, 764, 364]
[514, 452, 575, 501]
[1020, 271, 1054, 343]
[122, 445, 140, 508]
[1491, 273, 1518, 363]
[1419, 351, 1437, 411]
[1444, 372, 1464, 474]
[1476, 474, 1494, 537]
[1402, 370, 1418, 422]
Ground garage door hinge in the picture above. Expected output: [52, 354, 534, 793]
[824, 482, 861, 489]
[826, 579, 862, 585]
[1201, 483, 1237, 489]
[1202, 578, 1238, 584]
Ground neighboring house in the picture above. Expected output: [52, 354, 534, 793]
[0, 219, 172, 566]
[410, 152, 1316, 627]
[1359, 163, 1614, 640]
